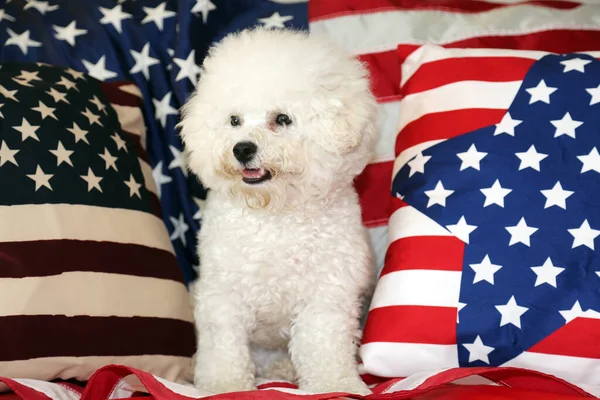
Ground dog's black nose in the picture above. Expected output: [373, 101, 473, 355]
[233, 141, 257, 163]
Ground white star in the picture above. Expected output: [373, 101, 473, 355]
[12, 77, 33, 87]
[495, 296, 528, 329]
[550, 112, 583, 139]
[577, 147, 600, 174]
[525, 79, 557, 104]
[23, 0, 58, 14]
[80, 168, 103, 192]
[446, 216, 477, 244]
[124, 174, 142, 198]
[53, 21, 87, 46]
[480, 179, 512, 208]
[531, 257, 564, 288]
[568, 219, 600, 250]
[457, 143, 487, 171]
[0, 103, 3, 118]
[15, 70, 41, 83]
[81, 107, 103, 127]
[540, 181, 574, 209]
[89, 95, 107, 114]
[55, 76, 77, 91]
[130, 43, 159, 80]
[457, 302, 466, 324]
[505, 217, 538, 247]
[67, 122, 89, 144]
[494, 112, 522, 136]
[0, 85, 18, 102]
[111, 133, 128, 152]
[152, 161, 173, 198]
[27, 165, 53, 191]
[560, 57, 591, 73]
[469, 254, 502, 285]
[141, 2, 176, 31]
[587, 84, 600, 106]
[192, 0, 216, 23]
[0, 140, 18, 167]
[515, 145, 548, 171]
[99, 148, 118, 171]
[407, 152, 431, 177]
[168, 145, 188, 176]
[14, 118, 40, 142]
[0, 9, 15, 23]
[424, 180, 454, 208]
[32, 100, 58, 120]
[463, 336, 495, 364]
[169, 213, 189, 246]
[49, 141, 73, 167]
[98, 4, 132, 33]
[65, 68, 85, 81]
[258, 12, 293, 29]
[193, 197, 204, 221]
[153, 92, 177, 128]
[559, 301, 600, 323]
[82, 55, 117, 81]
[5, 28, 41, 55]
[173, 50, 201, 85]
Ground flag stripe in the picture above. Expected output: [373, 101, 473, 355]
[0, 240, 183, 281]
[388, 206, 452, 242]
[528, 318, 600, 358]
[355, 160, 394, 227]
[358, 51, 401, 101]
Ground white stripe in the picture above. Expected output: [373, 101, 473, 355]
[140, 158, 158, 196]
[152, 375, 214, 398]
[393, 140, 444, 179]
[360, 342, 458, 378]
[309, 5, 600, 55]
[381, 369, 450, 393]
[112, 104, 147, 144]
[373, 100, 401, 162]
[13, 379, 80, 400]
[370, 269, 461, 309]
[0, 204, 174, 254]
[388, 205, 451, 243]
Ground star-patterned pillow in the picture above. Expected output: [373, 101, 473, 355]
[360, 45, 600, 391]
[0, 62, 195, 383]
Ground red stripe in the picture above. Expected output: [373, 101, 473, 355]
[100, 82, 142, 108]
[122, 129, 150, 163]
[359, 51, 401, 100]
[0, 379, 52, 400]
[0, 240, 182, 281]
[382, 236, 465, 276]
[362, 305, 457, 345]
[355, 160, 393, 227]
[527, 317, 600, 359]
[389, 196, 408, 214]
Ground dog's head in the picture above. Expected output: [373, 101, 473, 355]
[178, 28, 378, 210]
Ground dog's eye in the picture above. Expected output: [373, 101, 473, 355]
[230, 115, 241, 127]
[275, 114, 292, 126]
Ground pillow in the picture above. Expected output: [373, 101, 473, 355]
[360, 44, 600, 392]
[0, 62, 195, 383]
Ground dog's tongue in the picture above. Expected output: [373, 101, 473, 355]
[242, 168, 266, 179]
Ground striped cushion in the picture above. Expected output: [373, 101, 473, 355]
[0, 62, 194, 383]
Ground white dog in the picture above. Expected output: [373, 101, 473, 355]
[178, 27, 379, 395]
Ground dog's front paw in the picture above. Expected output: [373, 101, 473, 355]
[301, 377, 371, 396]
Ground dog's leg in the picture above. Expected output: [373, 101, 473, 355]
[289, 302, 371, 395]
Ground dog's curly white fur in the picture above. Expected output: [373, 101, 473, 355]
[178, 28, 379, 395]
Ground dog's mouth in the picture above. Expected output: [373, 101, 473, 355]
[241, 168, 272, 184]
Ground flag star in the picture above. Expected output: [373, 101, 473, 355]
[81, 107, 103, 127]
[495, 296, 528, 329]
[515, 145, 548, 171]
[152, 160, 173, 198]
[12, 77, 33, 87]
[23, 0, 58, 14]
[99, 148, 118, 171]
[49, 141, 74, 167]
[0, 9, 16, 23]
[193, 197, 204, 221]
[65, 68, 85, 80]
[531, 257, 565, 288]
[53, 21, 87, 46]
[568, 219, 600, 250]
[457, 143, 487, 171]
[67, 122, 89, 144]
[559, 301, 600, 323]
[258, 12, 293, 29]
[0, 103, 3, 118]
[15, 70, 41, 83]
[577, 147, 600, 174]
[407, 152, 431, 177]
[494, 112, 522, 136]
[80, 168, 103, 192]
[174, 50, 201, 86]
[540, 181, 574, 209]
[14, 118, 40, 142]
[130, 43, 159, 80]
[525, 79, 557, 104]
[463, 336, 494, 364]
[5, 28, 41, 55]
[141, 2, 176, 31]
[98, 4, 132, 33]
[457, 302, 466, 323]
[82, 55, 118, 81]
[169, 145, 188, 176]
[469, 255, 502, 285]
[32, 100, 58, 120]
[446, 216, 477, 244]
[111, 133, 128, 152]
[55, 76, 77, 91]
[550, 112, 583, 139]
[0, 85, 18, 102]
[169, 213, 190, 246]
[0, 140, 19, 167]
[587, 84, 600, 106]
[27, 166, 54, 191]
[124, 174, 142, 198]
[153, 92, 177, 128]
[560, 57, 591, 73]
[505, 217, 538, 247]
[192, 0, 216, 23]
[89, 95, 107, 114]
[480, 179, 512, 208]
[424, 180, 454, 208]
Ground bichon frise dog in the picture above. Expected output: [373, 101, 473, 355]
[178, 27, 379, 395]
